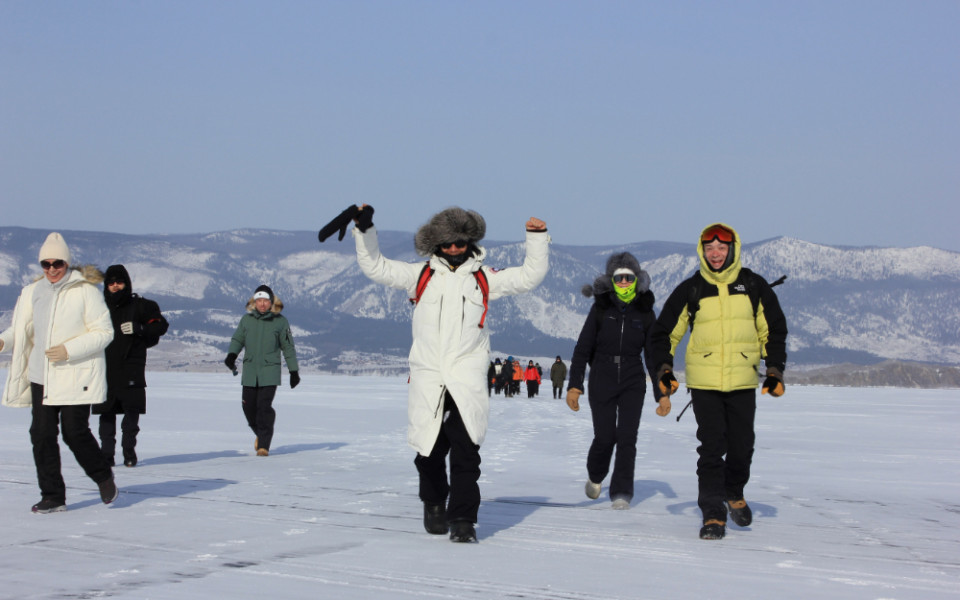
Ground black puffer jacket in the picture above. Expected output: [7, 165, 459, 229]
[568, 253, 660, 401]
[93, 265, 169, 414]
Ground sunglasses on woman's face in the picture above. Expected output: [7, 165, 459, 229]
[613, 273, 637, 284]
[40, 260, 66, 270]
[441, 240, 468, 250]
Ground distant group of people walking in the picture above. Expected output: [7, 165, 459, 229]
[2, 209, 787, 545]
[487, 357, 556, 398]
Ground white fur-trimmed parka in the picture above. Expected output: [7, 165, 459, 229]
[1, 266, 113, 407]
[353, 225, 550, 455]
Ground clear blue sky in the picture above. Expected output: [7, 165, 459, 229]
[2, 1, 958, 251]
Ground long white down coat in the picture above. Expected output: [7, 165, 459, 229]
[0, 267, 113, 407]
[354, 226, 550, 455]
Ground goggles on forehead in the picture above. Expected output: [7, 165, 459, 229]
[701, 225, 735, 244]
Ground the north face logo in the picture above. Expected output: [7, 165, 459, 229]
[733, 284, 747, 293]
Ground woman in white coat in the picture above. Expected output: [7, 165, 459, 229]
[350, 205, 549, 543]
[0, 232, 117, 513]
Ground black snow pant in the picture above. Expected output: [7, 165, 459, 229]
[552, 383, 563, 399]
[414, 392, 482, 524]
[526, 380, 537, 398]
[98, 388, 144, 463]
[30, 383, 113, 504]
[242, 385, 277, 451]
[587, 387, 644, 500]
[691, 388, 757, 523]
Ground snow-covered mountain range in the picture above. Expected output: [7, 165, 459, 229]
[2, 226, 958, 372]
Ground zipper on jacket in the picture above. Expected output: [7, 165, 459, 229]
[617, 309, 626, 384]
[434, 386, 446, 419]
[43, 278, 68, 393]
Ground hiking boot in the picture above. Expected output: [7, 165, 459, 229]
[423, 503, 448, 535]
[98, 477, 119, 504]
[611, 496, 631, 510]
[726, 499, 753, 527]
[257, 448, 269, 457]
[32, 498, 66, 514]
[254, 437, 259, 451]
[584, 480, 602, 500]
[123, 450, 137, 468]
[699, 519, 726, 540]
[449, 520, 477, 543]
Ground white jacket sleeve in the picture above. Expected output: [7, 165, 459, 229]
[61, 283, 114, 361]
[353, 226, 422, 292]
[486, 230, 550, 300]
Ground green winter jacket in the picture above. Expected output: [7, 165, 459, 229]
[228, 297, 298, 388]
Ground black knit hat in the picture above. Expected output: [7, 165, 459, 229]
[253, 284, 275, 302]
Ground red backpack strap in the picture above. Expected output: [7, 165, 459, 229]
[411, 262, 433, 304]
[474, 269, 490, 329]
[411, 263, 489, 329]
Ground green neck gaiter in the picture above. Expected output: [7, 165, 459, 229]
[613, 280, 637, 304]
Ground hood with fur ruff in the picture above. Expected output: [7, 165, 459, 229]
[580, 252, 654, 310]
[414, 207, 486, 257]
[245, 294, 284, 314]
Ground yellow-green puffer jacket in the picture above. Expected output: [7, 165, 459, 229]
[650, 223, 788, 392]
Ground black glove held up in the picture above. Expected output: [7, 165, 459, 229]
[355, 205, 374, 232]
[318, 205, 361, 242]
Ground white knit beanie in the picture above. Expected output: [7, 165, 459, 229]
[38, 232, 71, 264]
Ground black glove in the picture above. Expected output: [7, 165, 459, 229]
[762, 366, 784, 397]
[224, 353, 238, 374]
[355, 205, 374, 232]
[318, 205, 361, 242]
[657, 365, 679, 397]
[290, 370, 300, 389]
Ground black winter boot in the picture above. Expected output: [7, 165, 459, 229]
[449, 520, 477, 543]
[32, 498, 67, 513]
[726, 499, 753, 527]
[423, 503, 448, 535]
[699, 519, 726, 540]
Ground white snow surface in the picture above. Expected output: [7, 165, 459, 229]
[1, 372, 958, 599]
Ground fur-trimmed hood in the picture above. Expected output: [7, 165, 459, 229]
[245, 295, 284, 314]
[581, 252, 651, 298]
[414, 207, 486, 257]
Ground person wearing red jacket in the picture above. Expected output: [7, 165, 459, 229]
[524, 360, 541, 397]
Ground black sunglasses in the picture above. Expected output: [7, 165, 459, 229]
[440, 240, 468, 249]
[613, 273, 637, 284]
[40, 260, 66, 270]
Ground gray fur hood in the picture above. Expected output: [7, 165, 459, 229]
[581, 252, 651, 299]
[414, 207, 486, 257]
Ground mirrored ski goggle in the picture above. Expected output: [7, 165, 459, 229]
[701, 225, 735, 244]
